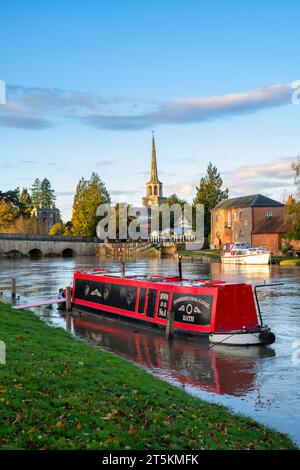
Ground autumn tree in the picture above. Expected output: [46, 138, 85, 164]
[193, 162, 228, 237]
[49, 222, 65, 236]
[20, 188, 32, 217]
[286, 156, 300, 241]
[71, 173, 111, 237]
[0, 189, 21, 208]
[0, 199, 19, 231]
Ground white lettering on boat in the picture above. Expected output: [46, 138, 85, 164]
[173, 295, 210, 310]
[183, 315, 195, 322]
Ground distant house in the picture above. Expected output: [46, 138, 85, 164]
[150, 213, 195, 242]
[211, 194, 286, 252]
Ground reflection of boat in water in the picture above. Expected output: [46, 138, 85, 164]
[221, 243, 271, 265]
[73, 313, 275, 397]
[210, 261, 272, 283]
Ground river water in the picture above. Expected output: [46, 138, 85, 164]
[0, 256, 300, 445]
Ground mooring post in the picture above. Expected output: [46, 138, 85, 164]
[178, 254, 183, 281]
[11, 278, 16, 299]
[166, 310, 174, 340]
[65, 286, 72, 312]
[121, 261, 125, 278]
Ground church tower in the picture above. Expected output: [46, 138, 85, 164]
[142, 133, 167, 207]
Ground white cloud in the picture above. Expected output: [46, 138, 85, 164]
[0, 82, 296, 130]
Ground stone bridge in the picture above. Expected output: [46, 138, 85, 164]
[0, 234, 98, 258]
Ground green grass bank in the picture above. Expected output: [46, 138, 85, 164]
[0, 303, 296, 450]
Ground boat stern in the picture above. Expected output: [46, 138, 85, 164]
[209, 326, 275, 346]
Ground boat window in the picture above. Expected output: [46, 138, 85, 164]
[138, 288, 146, 314]
[146, 289, 157, 318]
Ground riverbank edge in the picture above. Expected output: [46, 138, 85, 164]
[0, 303, 296, 450]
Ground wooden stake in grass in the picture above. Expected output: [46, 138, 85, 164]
[166, 310, 174, 340]
[65, 286, 72, 312]
[11, 278, 16, 299]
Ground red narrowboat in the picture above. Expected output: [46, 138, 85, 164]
[70, 266, 275, 346]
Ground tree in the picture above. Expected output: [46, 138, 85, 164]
[286, 157, 300, 241]
[160, 193, 188, 230]
[31, 178, 41, 209]
[292, 156, 300, 193]
[5, 215, 39, 234]
[63, 221, 73, 236]
[19, 187, 32, 217]
[30, 178, 56, 208]
[0, 188, 21, 208]
[40, 178, 56, 208]
[71, 173, 111, 237]
[193, 162, 228, 237]
[0, 200, 19, 231]
[166, 193, 187, 207]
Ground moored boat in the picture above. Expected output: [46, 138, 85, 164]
[69, 265, 275, 346]
[221, 243, 271, 265]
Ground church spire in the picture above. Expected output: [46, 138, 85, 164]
[142, 132, 166, 207]
[149, 131, 160, 184]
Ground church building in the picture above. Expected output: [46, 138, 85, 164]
[142, 134, 167, 208]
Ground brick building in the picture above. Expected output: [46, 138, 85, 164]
[211, 194, 285, 251]
[252, 216, 292, 254]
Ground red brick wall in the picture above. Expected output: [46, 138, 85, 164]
[211, 205, 285, 248]
[211, 207, 253, 247]
[252, 206, 284, 229]
[251, 233, 281, 254]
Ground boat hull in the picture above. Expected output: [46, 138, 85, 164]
[221, 253, 271, 265]
[209, 327, 275, 346]
[70, 271, 274, 346]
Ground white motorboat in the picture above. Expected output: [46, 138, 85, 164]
[221, 243, 271, 265]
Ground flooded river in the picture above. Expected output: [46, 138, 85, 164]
[0, 256, 300, 445]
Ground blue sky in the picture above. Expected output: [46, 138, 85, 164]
[0, 0, 299, 220]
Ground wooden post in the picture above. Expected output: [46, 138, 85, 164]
[65, 286, 72, 312]
[11, 278, 16, 299]
[121, 261, 125, 278]
[166, 310, 174, 340]
[178, 255, 183, 281]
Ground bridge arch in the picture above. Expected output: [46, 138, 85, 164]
[5, 250, 23, 258]
[62, 248, 74, 258]
[28, 248, 43, 259]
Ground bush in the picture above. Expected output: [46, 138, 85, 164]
[49, 223, 65, 236]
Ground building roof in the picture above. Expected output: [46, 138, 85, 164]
[213, 194, 284, 211]
[252, 216, 292, 234]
